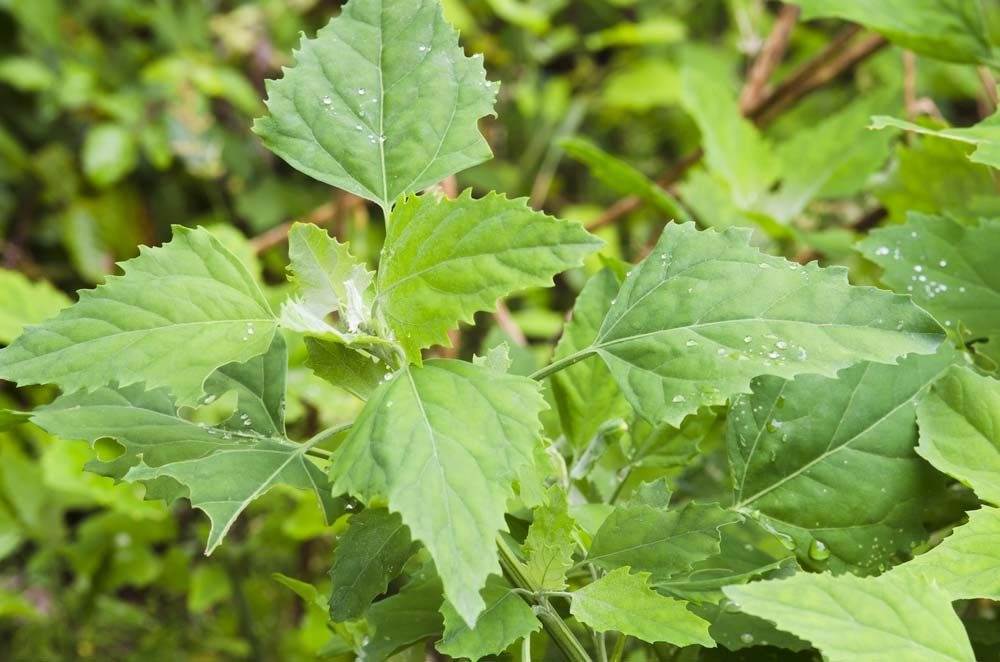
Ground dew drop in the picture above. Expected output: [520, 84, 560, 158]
[938, 260, 947, 267]
[685, 339, 697, 347]
[739, 633, 754, 644]
[357, 88, 366, 95]
[775, 341, 788, 350]
[321, 95, 332, 106]
[808, 539, 831, 562]
[875, 246, 890, 256]
[767, 351, 780, 359]
[672, 394, 686, 403]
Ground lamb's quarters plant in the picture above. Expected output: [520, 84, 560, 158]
[3, 0, 1000, 659]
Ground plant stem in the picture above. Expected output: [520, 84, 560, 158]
[609, 634, 628, 662]
[496, 536, 592, 662]
[530, 349, 596, 381]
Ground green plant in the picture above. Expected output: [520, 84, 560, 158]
[2, 0, 999, 660]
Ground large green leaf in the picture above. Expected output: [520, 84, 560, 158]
[437, 575, 540, 659]
[0, 268, 69, 344]
[253, 0, 497, 209]
[363, 572, 444, 661]
[872, 112, 1000, 170]
[375, 191, 601, 362]
[330, 359, 545, 625]
[789, 0, 997, 65]
[889, 507, 1000, 601]
[916, 365, 1000, 505]
[860, 213, 1000, 338]
[729, 349, 954, 574]
[570, 568, 713, 647]
[570, 223, 943, 426]
[328, 508, 415, 621]
[725, 572, 976, 661]
[550, 268, 629, 449]
[587, 502, 739, 583]
[30, 340, 332, 553]
[0, 226, 276, 407]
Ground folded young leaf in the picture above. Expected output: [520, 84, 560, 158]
[860, 213, 1000, 339]
[916, 365, 1000, 505]
[729, 348, 955, 574]
[0, 226, 277, 407]
[725, 572, 976, 662]
[581, 222, 943, 426]
[376, 191, 602, 362]
[789, 0, 996, 65]
[570, 567, 713, 647]
[328, 508, 416, 621]
[0, 268, 69, 344]
[304, 337, 391, 400]
[437, 575, 540, 660]
[872, 111, 1000, 170]
[330, 359, 545, 625]
[587, 502, 739, 583]
[253, 0, 497, 209]
[521, 487, 576, 591]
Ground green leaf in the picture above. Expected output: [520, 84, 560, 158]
[363, 573, 444, 661]
[570, 568, 713, 647]
[305, 338, 391, 400]
[551, 268, 628, 449]
[601, 59, 680, 112]
[330, 359, 545, 625]
[860, 213, 1000, 338]
[889, 507, 1000, 601]
[680, 66, 779, 207]
[521, 487, 576, 591]
[0, 269, 69, 344]
[472, 342, 513, 374]
[725, 572, 976, 662]
[30, 341, 332, 554]
[329, 508, 416, 621]
[206, 333, 289, 438]
[560, 137, 690, 221]
[280, 222, 375, 341]
[437, 575, 540, 659]
[789, 0, 996, 64]
[587, 502, 739, 583]
[730, 348, 955, 573]
[576, 223, 943, 426]
[376, 191, 601, 362]
[916, 365, 1000, 505]
[82, 123, 138, 188]
[0, 226, 277, 407]
[252, 0, 497, 209]
[0, 409, 30, 432]
[872, 111, 1000, 170]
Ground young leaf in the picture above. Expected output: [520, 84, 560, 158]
[330, 359, 545, 625]
[916, 365, 1000, 505]
[280, 222, 374, 340]
[888, 507, 1000, 601]
[587, 502, 739, 583]
[329, 508, 416, 621]
[0, 268, 69, 344]
[570, 568, 713, 647]
[550, 268, 629, 449]
[437, 575, 540, 659]
[376, 191, 601, 362]
[860, 214, 1000, 338]
[252, 0, 497, 209]
[205, 333, 289, 437]
[576, 222, 943, 426]
[729, 349, 955, 573]
[788, 0, 996, 65]
[872, 111, 1000, 170]
[521, 487, 576, 591]
[0, 226, 277, 407]
[304, 337, 390, 400]
[725, 572, 976, 662]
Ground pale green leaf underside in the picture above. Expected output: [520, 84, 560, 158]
[580, 222, 943, 426]
[729, 349, 954, 573]
[872, 112, 1000, 169]
[725, 572, 976, 661]
[0, 226, 276, 407]
[570, 568, 713, 647]
[859, 213, 1000, 339]
[330, 359, 545, 625]
[916, 365, 1000, 505]
[252, 0, 497, 208]
[437, 575, 540, 660]
[377, 191, 602, 362]
[889, 507, 1000, 601]
[0, 268, 69, 344]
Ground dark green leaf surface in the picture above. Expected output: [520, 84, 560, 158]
[437, 575, 540, 659]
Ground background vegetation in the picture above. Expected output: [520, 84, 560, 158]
[1, 0, 998, 660]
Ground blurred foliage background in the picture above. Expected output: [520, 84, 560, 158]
[0, 0, 998, 660]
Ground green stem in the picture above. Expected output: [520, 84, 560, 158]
[530, 349, 596, 381]
[610, 634, 628, 662]
[302, 421, 353, 452]
[496, 536, 592, 662]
